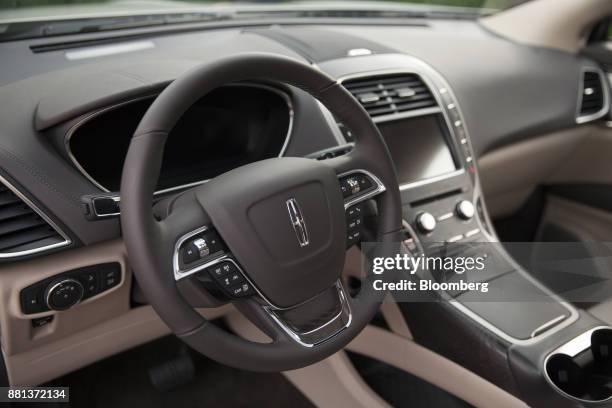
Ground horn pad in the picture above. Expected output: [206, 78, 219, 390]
[195, 157, 346, 308]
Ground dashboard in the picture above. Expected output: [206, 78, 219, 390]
[0, 16, 609, 387]
[0, 22, 599, 249]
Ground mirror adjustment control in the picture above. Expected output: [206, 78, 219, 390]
[44, 278, 84, 311]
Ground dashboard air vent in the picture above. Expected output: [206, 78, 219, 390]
[0, 178, 70, 257]
[342, 73, 437, 121]
[577, 69, 609, 123]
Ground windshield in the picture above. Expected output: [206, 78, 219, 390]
[0, 0, 530, 41]
[0, 0, 530, 17]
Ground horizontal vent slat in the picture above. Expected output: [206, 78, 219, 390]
[0, 192, 23, 207]
[358, 92, 432, 108]
[345, 81, 425, 93]
[0, 205, 36, 222]
[342, 73, 437, 119]
[395, 99, 438, 111]
[0, 214, 47, 237]
[0, 226, 59, 251]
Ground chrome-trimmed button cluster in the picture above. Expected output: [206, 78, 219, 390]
[338, 169, 386, 210]
[203, 258, 256, 298]
[338, 169, 386, 247]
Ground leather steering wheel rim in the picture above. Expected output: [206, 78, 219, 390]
[120, 52, 402, 372]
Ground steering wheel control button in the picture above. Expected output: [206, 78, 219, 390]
[347, 217, 362, 230]
[218, 272, 245, 289]
[347, 228, 362, 246]
[193, 238, 210, 258]
[340, 180, 351, 198]
[205, 260, 254, 298]
[45, 279, 84, 311]
[182, 243, 200, 264]
[346, 204, 362, 219]
[345, 204, 364, 247]
[415, 212, 437, 234]
[456, 200, 475, 220]
[229, 282, 255, 298]
[339, 173, 376, 200]
[207, 261, 234, 278]
[356, 174, 373, 191]
[180, 229, 225, 267]
[346, 177, 361, 195]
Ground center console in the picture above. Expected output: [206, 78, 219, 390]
[318, 54, 611, 407]
[325, 56, 577, 344]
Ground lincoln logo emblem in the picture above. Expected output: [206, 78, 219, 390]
[286, 198, 309, 247]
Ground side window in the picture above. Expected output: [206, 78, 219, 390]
[587, 17, 612, 44]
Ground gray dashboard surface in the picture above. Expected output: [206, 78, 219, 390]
[0, 30, 312, 247]
[306, 23, 588, 155]
[0, 19, 593, 251]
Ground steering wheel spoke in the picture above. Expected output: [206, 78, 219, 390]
[234, 279, 353, 347]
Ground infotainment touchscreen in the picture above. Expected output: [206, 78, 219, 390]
[377, 114, 458, 186]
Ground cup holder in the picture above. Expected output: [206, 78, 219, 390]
[545, 327, 612, 403]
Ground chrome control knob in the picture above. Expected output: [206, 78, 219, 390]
[456, 200, 475, 220]
[415, 212, 436, 233]
[44, 278, 84, 311]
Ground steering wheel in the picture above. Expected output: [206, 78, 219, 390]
[120, 53, 402, 372]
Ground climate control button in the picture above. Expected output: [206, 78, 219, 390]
[415, 212, 436, 233]
[456, 200, 475, 220]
